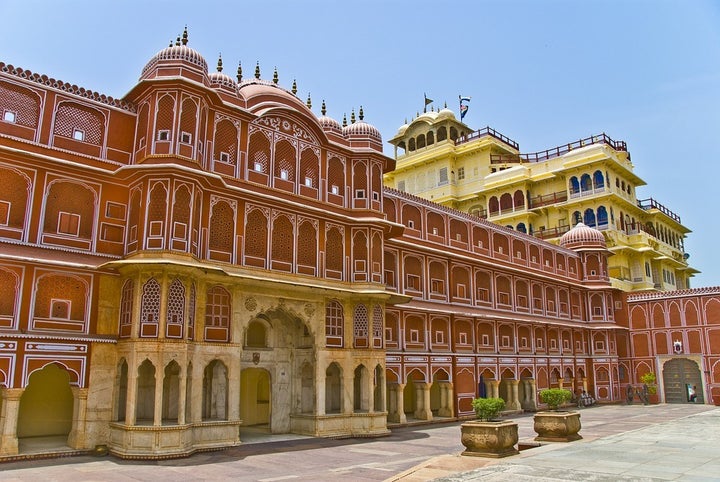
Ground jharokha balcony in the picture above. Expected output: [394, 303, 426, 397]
[455, 126, 520, 150]
[528, 191, 568, 209]
[489, 133, 629, 164]
[637, 198, 681, 224]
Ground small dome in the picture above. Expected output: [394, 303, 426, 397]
[209, 71, 237, 90]
[415, 111, 438, 122]
[437, 107, 455, 120]
[319, 115, 341, 131]
[208, 55, 237, 90]
[343, 107, 381, 142]
[396, 121, 409, 136]
[343, 119, 382, 142]
[141, 29, 208, 79]
[559, 222, 606, 250]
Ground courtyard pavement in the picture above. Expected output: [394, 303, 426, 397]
[1, 403, 718, 481]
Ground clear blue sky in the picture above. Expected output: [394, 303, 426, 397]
[2, 0, 718, 287]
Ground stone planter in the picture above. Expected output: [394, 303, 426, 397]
[460, 420, 519, 458]
[533, 411, 582, 442]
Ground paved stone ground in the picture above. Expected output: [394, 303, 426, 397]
[1, 404, 718, 481]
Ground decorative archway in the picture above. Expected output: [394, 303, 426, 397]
[240, 367, 271, 426]
[662, 358, 704, 403]
[17, 364, 73, 443]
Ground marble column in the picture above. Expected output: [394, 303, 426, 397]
[525, 379, 538, 410]
[387, 383, 406, 423]
[153, 366, 163, 426]
[125, 360, 138, 425]
[413, 382, 432, 420]
[68, 387, 89, 449]
[342, 371, 353, 415]
[0, 388, 23, 456]
[437, 382, 454, 417]
[558, 377, 565, 390]
[508, 379, 521, 410]
[178, 370, 187, 425]
[489, 380, 500, 398]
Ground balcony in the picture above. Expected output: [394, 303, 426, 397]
[490, 133, 629, 164]
[637, 198, 681, 224]
[533, 225, 571, 240]
[455, 126, 520, 150]
[569, 186, 607, 199]
[528, 191, 568, 208]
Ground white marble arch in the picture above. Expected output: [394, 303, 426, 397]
[242, 307, 315, 434]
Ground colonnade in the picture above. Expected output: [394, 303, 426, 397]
[0, 386, 89, 456]
[386, 381, 455, 423]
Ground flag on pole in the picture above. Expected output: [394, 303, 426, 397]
[460, 103, 469, 120]
[424, 93, 433, 112]
[459, 95, 471, 120]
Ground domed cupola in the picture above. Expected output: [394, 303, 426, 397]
[437, 106, 456, 120]
[396, 118, 410, 136]
[140, 27, 208, 81]
[559, 222, 607, 250]
[317, 100, 342, 136]
[208, 54, 237, 93]
[343, 107, 382, 145]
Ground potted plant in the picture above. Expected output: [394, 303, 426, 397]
[533, 388, 582, 442]
[460, 397, 519, 458]
[640, 372, 659, 404]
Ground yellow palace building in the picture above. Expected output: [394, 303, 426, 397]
[384, 107, 697, 292]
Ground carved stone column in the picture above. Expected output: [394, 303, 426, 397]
[489, 380, 500, 399]
[125, 358, 138, 425]
[438, 382, 454, 417]
[68, 387, 89, 449]
[508, 379, 521, 411]
[153, 366, 163, 426]
[387, 383, 406, 423]
[178, 369, 187, 425]
[525, 379, 538, 410]
[414, 382, 432, 420]
[0, 388, 23, 455]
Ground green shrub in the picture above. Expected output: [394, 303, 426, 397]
[539, 388, 572, 410]
[471, 397, 506, 421]
[640, 372, 657, 395]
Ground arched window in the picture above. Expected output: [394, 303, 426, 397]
[244, 208, 268, 266]
[372, 304, 383, 348]
[166, 278, 185, 338]
[136, 360, 156, 422]
[573, 211, 582, 225]
[593, 170, 604, 189]
[209, 199, 235, 259]
[203, 360, 228, 420]
[140, 278, 160, 337]
[580, 173, 592, 191]
[162, 361, 181, 424]
[488, 196, 499, 216]
[213, 118, 239, 168]
[597, 206, 608, 227]
[569, 176, 580, 194]
[325, 299, 344, 347]
[325, 363, 342, 413]
[437, 126, 447, 141]
[513, 190, 524, 209]
[205, 285, 231, 342]
[325, 227, 344, 277]
[353, 304, 369, 348]
[246, 320, 267, 347]
[584, 208, 596, 227]
[517, 223, 527, 233]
